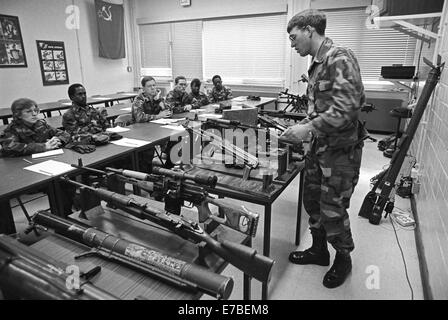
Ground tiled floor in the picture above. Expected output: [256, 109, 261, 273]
[6, 134, 423, 300]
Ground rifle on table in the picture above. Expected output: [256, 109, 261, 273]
[183, 121, 259, 179]
[359, 56, 444, 225]
[71, 163, 259, 237]
[27, 211, 233, 300]
[60, 176, 274, 283]
[0, 234, 119, 300]
[278, 89, 308, 113]
[258, 110, 307, 122]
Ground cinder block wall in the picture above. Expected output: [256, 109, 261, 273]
[410, 6, 448, 300]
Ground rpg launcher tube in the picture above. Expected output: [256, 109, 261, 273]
[32, 211, 234, 300]
[0, 234, 119, 300]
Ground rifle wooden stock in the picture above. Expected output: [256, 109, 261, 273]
[32, 210, 234, 300]
[0, 234, 119, 300]
[61, 177, 274, 283]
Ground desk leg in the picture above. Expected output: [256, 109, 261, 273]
[131, 152, 141, 195]
[0, 199, 16, 235]
[261, 204, 271, 300]
[296, 171, 304, 246]
[243, 236, 252, 300]
[48, 181, 65, 217]
[2, 118, 8, 125]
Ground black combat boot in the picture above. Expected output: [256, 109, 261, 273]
[323, 251, 352, 288]
[289, 228, 330, 266]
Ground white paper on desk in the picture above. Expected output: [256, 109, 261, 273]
[106, 126, 130, 133]
[119, 93, 137, 96]
[150, 118, 185, 125]
[61, 102, 72, 106]
[161, 125, 185, 131]
[91, 97, 107, 100]
[120, 107, 132, 111]
[198, 113, 222, 120]
[110, 137, 150, 148]
[189, 109, 207, 114]
[31, 148, 64, 159]
[232, 96, 247, 102]
[24, 160, 74, 176]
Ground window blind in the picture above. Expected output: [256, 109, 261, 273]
[139, 23, 171, 68]
[202, 14, 287, 86]
[171, 21, 203, 80]
[324, 8, 417, 81]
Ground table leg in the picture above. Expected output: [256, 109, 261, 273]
[261, 204, 271, 300]
[243, 236, 252, 300]
[296, 171, 304, 246]
[48, 180, 65, 217]
[0, 199, 16, 235]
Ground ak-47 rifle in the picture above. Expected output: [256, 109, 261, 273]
[359, 56, 444, 225]
[27, 211, 233, 300]
[0, 234, 119, 300]
[60, 176, 274, 283]
[71, 163, 259, 237]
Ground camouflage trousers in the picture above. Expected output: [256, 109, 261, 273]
[303, 145, 362, 255]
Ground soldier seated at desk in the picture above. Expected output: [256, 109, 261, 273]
[0, 98, 75, 216]
[62, 83, 111, 146]
[132, 76, 172, 123]
[208, 75, 233, 103]
[0, 98, 70, 157]
[165, 76, 195, 114]
[182, 78, 209, 109]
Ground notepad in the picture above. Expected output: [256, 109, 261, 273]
[161, 125, 186, 131]
[150, 118, 185, 125]
[24, 160, 74, 176]
[110, 138, 151, 148]
[31, 148, 64, 159]
[106, 126, 130, 133]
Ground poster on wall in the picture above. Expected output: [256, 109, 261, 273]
[0, 14, 27, 67]
[36, 40, 69, 86]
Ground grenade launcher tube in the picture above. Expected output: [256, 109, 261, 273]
[32, 210, 233, 300]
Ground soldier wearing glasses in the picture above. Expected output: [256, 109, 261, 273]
[1, 98, 70, 157]
[281, 9, 366, 289]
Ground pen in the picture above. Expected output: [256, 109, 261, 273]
[38, 169, 53, 176]
[23, 159, 33, 164]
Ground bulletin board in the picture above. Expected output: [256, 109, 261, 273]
[36, 40, 69, 86]
[0, 14, 27, 68]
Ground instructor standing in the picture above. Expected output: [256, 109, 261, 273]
[281, 9, 366, 289]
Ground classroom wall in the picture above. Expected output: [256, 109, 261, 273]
[0, 0, 135, 106]
[409, 0, 448, 300]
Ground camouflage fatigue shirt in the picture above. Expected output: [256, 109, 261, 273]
[0, 119, 70, 156]
[307, 37, 365, 149]
[182, 91, 209, 109]
[166, 87, 189, 114]
[62, 103, 109, 135]
[132, 92, 165, 123]
[208, 85, 233, 103]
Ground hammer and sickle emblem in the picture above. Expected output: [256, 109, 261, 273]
[98, 5, 112, 21]
[239, 216, 249, 233]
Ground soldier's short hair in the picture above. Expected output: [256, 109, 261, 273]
[212, 75, 221, 84]
[68, 83, 85, 99]
[191, 78, 201, 87]
[141, 76, 155, 87]
[11, 98, 38, 120]
[287, 9, 326, 36]
[175, 76, 186, 85]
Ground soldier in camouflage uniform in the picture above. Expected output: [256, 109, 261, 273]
[1, 98, 70, 157]
[208, 75, 233, 103]
[281, 9, 366, 289]
[165, 76, 194, 114]
[183, 78, 209, 109]
[62, 83, 109, 135]
[132, 76, 172, 122]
